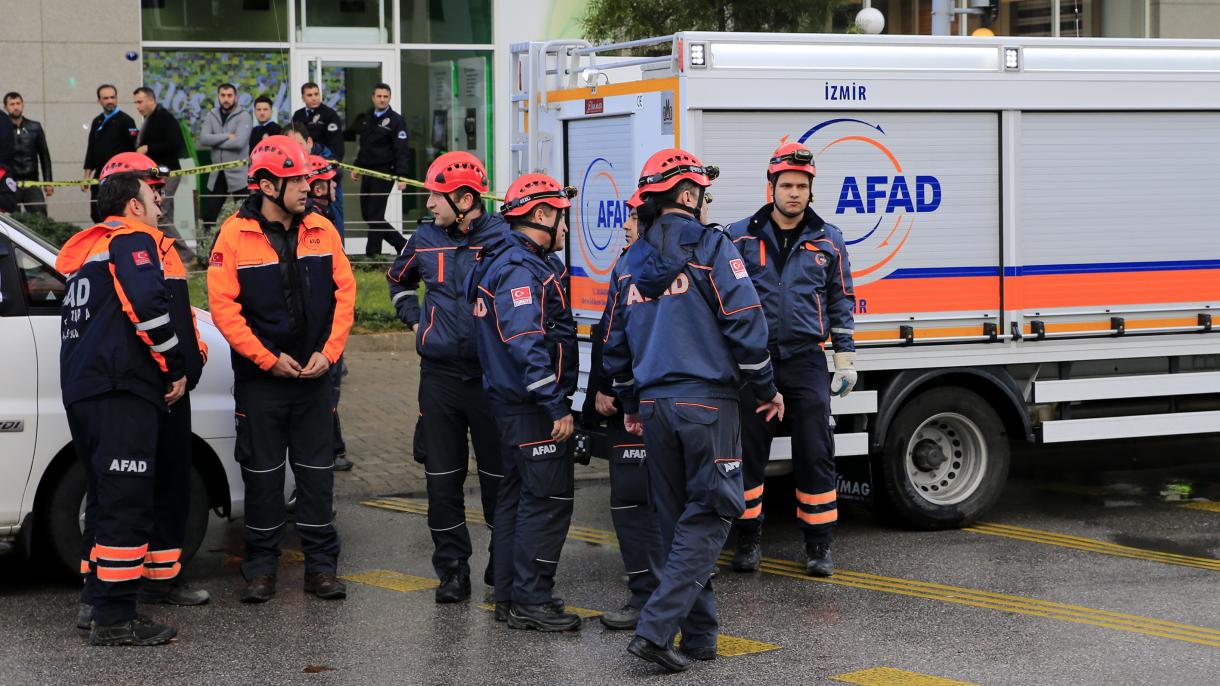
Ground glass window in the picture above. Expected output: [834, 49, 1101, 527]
[993, 0, 1144, 38]
[141, 0, 291, 42]
[400, 0, 492, 44]
[398, 50, 492, 221]
[15, 246, 66, 314]
[296, 0, 390, 43]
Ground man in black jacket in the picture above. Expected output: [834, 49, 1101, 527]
[133, 87, 192, 262]
[4, 92, 53, 215]
[83, 84, 138, 222]
[292, 82, 344, 162]
[249, 95, 282, 152]
[350, 83, 408, 255]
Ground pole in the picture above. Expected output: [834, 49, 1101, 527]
[932, 0, 952, 35]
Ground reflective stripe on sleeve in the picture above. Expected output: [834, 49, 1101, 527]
[392, 290, 415, 305]
[135, 312, 171, 331]
[739, 355, 771, 371]
[150, 334, 179, 353]
[526, 374, 557, 392]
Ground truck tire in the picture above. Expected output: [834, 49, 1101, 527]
[879, 387, 1010, 529]
[44, 460, 210, 576]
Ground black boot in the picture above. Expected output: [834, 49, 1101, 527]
[240, 575, 277, 604]
[89, 616, 177, 647]
[494, 600, 509, 622]
[804, 541, 834, 577]
[627, 635, 691, 673]
[731, 522, 763, 572]
[600, 604, 641, 630]
[679, 644, 718, 661]
[141, 580, 211, 606]
[435, 568, 471, 604]
[304, 572, 348, 599]
[333, 454, 353, 471]
[507, 602, 581, 632]
[76, 603, 92, 631]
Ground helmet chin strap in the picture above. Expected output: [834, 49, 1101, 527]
[517, 209, 564, 252]
[442, 191, 473, 227]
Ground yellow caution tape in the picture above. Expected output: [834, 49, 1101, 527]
[15, 159, 250, 188]
[334, 161, 505, 202]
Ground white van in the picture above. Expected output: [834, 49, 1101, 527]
[0, 213, 247, 573]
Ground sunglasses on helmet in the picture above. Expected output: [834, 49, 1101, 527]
[500, 186, 578, 213]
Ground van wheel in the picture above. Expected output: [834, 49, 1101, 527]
[879, 387, 1010, 529]
[44, 460, 211, 576]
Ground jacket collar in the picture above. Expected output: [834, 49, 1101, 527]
[749, 204, 825, 245]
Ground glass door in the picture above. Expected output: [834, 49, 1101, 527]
[292, 49, 399, 253]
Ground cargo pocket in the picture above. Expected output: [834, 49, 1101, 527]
[519, 438, 573, 498]
[609, 442, 649, 506]
[706, 457, 747, 518]
[233, 409, 253, 466]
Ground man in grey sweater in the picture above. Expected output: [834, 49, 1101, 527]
[198, 83, 252, 234]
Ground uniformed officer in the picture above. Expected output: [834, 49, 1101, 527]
[57, 169, 185, 646]
[75, 154, 212, 625]
[292, 82, 345, 161]
[726, 142, 857, 577]
[207, 135, 356, 603]
[582, 190, 662, 631]
[468, 173, 581, 632]
[386, 151, 508, 603]
[350, 83, 410, 256]
[603, 149, 784, 672]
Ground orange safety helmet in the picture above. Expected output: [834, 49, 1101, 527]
[307, 154, 337, 182]
[500, 174, 576, 218]
[423, 151, 489, 195]
[100, 152, 168, 187]
[767, 142, 816, 179]
[625, 189, 643, 210]
[248, 135, 310, 182]
[636, 148, 718, 196]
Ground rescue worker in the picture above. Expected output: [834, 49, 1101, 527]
[386, 151, 507, 603]
[74, 153, 212, 632]
[57, 169, 185, 646]
[305, 154, 351, 473]
[468, 173, 580, 632]
[350, 83, 410, 256]
[726, 142, 857, 577]
[583, 189, 663, 631]
[207, 135, 356, 603]
[603, 149, 783, 672]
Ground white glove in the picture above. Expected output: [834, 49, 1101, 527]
[830, 352, 857, 398]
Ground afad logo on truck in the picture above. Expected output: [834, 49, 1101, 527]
[797, 118, 942, 285]
[570, 156, 631, 316]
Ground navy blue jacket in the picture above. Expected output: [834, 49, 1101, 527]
[57, 219, 186, 408]
[468, 232, 576, 420]
[727, 206, 856, 358]
[387, 211, 509, 380]
[602, 212, 777, 414]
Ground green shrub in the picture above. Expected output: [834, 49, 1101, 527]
[11, 212, 82, 248]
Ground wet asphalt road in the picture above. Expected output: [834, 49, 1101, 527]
[2, 437, 1219, 686]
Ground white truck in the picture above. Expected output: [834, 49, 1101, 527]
[0, 213, 249, 573]
[512, 32, 1220, 528]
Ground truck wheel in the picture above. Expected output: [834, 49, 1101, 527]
[880, 387, 1010, 529]
[44, 460, 211, 576]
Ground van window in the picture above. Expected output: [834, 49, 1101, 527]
[15, 246, 66, 315]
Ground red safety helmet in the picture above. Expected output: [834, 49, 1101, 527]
[424, 151, 489, 195]
[625, 189, 643, 210]
[100, 152, 168, 187]
[247, 135, 310, 184]
[307, 154, 336, 182]
[767, 142, 816, 179]
[500, 174, 576, 218]
[636, 148, 718, 196]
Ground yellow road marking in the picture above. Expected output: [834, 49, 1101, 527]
[674, 633, 782, 657]
[831, 666, 978, 686]
[964, 522, 1220, 571]
[363, 498, 1220, 649]
[1181, 501, 1220, 513]
[341, 569, 439, 593]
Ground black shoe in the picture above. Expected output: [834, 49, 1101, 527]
[679, 644, 718, 661]
[89, 616, 177, 647]
[805, 541, 834, 577]
[600, 604, 640, 630]
[494, 601, 509, 622]
[483, 559, 495, 587]
[141, 581, 211, 606]
[731, 523, 763, 573]
[435, 571, 471, 604]
[304, 572, 347, 599]
[627, 635, 691, 673]
[333, 455, 353, 472]
[507, 602, 581, 632]
[76, 603, 92, 631]
[240, 575, 277, 603]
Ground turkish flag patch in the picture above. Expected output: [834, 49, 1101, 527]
[209, 252, 224, 268]
[511, 286, 532, 307]
[132, 250, 152, 266]
[729, 258, 748, 280]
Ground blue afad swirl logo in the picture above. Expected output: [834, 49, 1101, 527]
[576, 157, 627, 279]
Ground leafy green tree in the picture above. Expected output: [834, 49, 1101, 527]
[581, 0, 854, 43]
